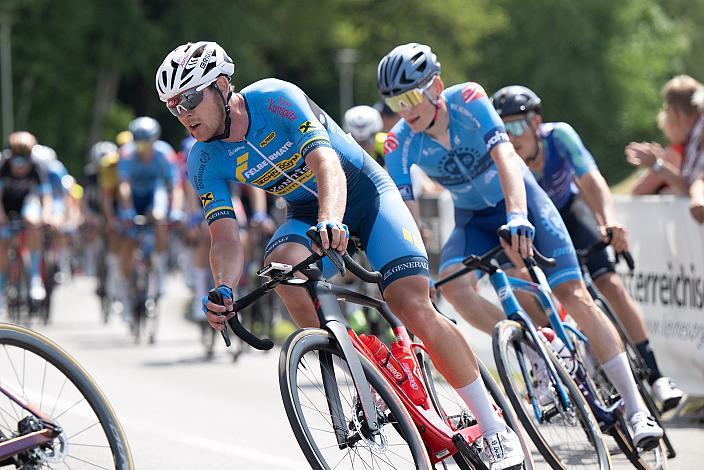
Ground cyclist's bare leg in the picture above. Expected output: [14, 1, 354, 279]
[552, 279, 623, 363]
[264, 243, 318, 328]
[385, 274, 481, 387]
[593, 272, 647, 343]
[0, 239, 9, 272]
[439, 264, 505, 335]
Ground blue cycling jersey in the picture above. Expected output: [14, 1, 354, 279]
[45, 160, 68, 200]
[189, 78, 370, 224]
[385, 82, 527, 211]
[188, 78, 429, 288]
[118, 140, 178, 195]
[534, 122, 597, 210]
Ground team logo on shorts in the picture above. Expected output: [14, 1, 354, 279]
[383, 132, 399, 155]
[200, 192, 214, 207]
[461, 82, 487, 103]
[540, 203, 569, 242]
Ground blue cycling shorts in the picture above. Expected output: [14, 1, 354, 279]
[439, 172, 582, 288]
[265, 154, 429, 290]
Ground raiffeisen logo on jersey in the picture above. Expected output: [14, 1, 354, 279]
[484, 128, 509, 152]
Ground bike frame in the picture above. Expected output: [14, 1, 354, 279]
[493, 266, 621, 428]
[0, 383, 61, 464]
[281, 264, 490, 465]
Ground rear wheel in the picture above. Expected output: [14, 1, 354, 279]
[279, 328, 431, 469]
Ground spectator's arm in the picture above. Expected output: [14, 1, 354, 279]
[689, 178, 704, 224]
[625, 142, 689, 195]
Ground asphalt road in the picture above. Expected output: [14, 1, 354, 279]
[8, 274, 702, 469]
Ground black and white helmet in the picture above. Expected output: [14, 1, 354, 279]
[155, 41, 235, 102]
[377, 43, 441, 97]
[343, 106, 383, 143]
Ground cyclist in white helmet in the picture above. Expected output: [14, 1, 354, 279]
[157, 41, 526, 469]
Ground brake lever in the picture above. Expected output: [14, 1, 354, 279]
[207, 289, 232, 347]
[305, 228, 346, 276]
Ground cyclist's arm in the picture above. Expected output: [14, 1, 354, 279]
[491, 142, 528, 215]
[208, 217, 245, 289]
[117, 180, 133, 211]
[576, 170, 617, 227]
[404, 200, 423, 229]
[305, 147, 347, 224]
[246, 186, 268, 215]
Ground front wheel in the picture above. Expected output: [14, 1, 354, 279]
[493, 320, 611, 469]
[279, 328, 431, 469]
[0, 322, 134, 469]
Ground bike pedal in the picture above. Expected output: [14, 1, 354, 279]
[636, 436, 660, 452]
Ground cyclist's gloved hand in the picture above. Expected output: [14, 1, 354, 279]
[201, 284, 235, 332]
[310, 220, 349, 255]
[506, 211, 534, 258]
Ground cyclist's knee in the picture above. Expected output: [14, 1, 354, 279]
[275, 284, 317, 328]
[438, 267, 478, 305]
[594, 272, 625, 297]
[385, 276, 434, 328]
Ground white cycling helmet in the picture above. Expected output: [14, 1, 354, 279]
[343, 105, 383, 143]
[155, 41, 235, 102]
[31, 144, 57, 164]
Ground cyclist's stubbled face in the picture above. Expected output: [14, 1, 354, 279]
[175, 78, 228, 142]
[503, 114, 542, 163]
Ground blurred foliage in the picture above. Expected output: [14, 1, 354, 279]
[1, 0, 698, 181]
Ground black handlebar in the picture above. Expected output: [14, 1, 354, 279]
[435, 226, 556, 288]
[575, 229, 635, 271]
[206, 226, 384, 350]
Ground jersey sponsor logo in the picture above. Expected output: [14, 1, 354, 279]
[298, 120, 315, 133]
[251, 153, 303, 186]
[259, 131, 276, 147]
[484, 128, 510, 152]
[382, 259, 429, 281]
[267, 98, 297, 121]
[200, 192, 214, 207]
[206, 207, 236, 224]
[383, 132, 399, 155]
[461, 83, 487, 103]
[300, 138, 330, 156]
[264, 165, 315, 196]
[398, 184, 414, 200]
[270, 140, 293, 159]
[235, 153, 249, 182]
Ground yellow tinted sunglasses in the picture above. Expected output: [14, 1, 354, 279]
[384, 78, 436, 112]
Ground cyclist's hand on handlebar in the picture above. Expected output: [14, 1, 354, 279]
[311, 221, 349, 255]
[201, 284, 236, 332]
[601, 223, 629, 253]
[506, 211, 534, 259]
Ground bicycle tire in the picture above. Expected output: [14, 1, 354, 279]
[0, 322, 134, 469]
[279, 328, 432, 469]
[418, 347, 534, 470]
[493, 320, 611, 470]
[574, 339, 669, 470]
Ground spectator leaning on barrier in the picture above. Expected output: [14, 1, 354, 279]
[625, 75, 704, 223]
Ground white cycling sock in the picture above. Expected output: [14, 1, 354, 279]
[455, 377, 506, 434]
[602, 352, 647, 419]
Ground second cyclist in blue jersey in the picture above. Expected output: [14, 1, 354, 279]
[379, 42, 663, 448]
[156, 41, 526, 468]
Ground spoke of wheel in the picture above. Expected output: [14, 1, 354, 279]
[65, 420, 101, 441]
[65, 442, 111, 449]
[40, 359, 48, 411]
[5, 345, 28, 411]
[54, 396, 88, 421]
[65, 453, 112, 470]
[49, 376, 70, 417]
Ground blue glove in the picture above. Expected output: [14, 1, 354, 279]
[506, 211, 535, 240]
[314, 221, 350, 238]
[118, 207, 136, 222]
[202, 284, 234, 314]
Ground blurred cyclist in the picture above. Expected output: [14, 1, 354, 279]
[116, 117, 183, 315]
[0, 132, 52, 302]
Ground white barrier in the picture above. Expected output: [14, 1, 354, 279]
[614, 195, 704, 395]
